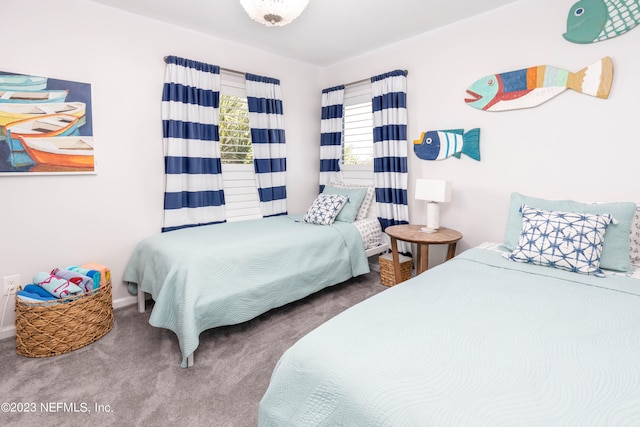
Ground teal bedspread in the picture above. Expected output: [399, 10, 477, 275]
[259, 248, 640, 426]
[123, 215, 369, 367]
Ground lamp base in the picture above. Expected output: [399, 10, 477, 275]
[424, 202, 440, 233]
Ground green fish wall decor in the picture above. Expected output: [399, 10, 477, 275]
[564, 0, 640, 43]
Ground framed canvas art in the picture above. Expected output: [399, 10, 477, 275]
[0, 71, 94, 175]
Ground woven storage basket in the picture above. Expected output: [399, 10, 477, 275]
[379, 253, 413, 286]
[15, 280, 114, 358]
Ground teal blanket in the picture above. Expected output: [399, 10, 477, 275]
[259, 248, 640, 426]
[123, 215, 369, 367]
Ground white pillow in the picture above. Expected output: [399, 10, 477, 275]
[328, 181, 375, 220]
[302, 194, 349, 225]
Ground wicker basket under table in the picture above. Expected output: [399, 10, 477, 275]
[15, 280, 114, 358]
[379, 253, 413, 286]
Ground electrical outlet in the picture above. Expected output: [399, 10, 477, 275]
[3, 275, 20, 296]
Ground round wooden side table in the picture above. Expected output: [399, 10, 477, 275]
[385, 225, 463, 284]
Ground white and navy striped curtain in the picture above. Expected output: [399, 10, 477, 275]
[245, 73, 287, 217]
[319, 85, 345, 193]
[161, 55, 225, 232]
[371, 70, 410, 252]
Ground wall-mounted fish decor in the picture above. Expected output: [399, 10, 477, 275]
[413, 128, 480, 161]
[464, 57, 613, 112]
[564, 0, 640, 44]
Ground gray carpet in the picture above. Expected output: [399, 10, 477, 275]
[0, 272, 385, 427]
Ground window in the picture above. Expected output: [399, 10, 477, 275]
[219, 94, 252, 165]
[219, 72, 261, 222]
[341, 81, 374, 185]
[342, 101, 373, 165]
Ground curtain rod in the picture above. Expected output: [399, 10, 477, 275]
[346, 77, 370, 86]
[343, 70, 409, 88]
[163, 56, 245, 76]
[163, 57, 407, 84]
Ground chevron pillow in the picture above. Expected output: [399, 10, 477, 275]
[508, 205, 614, 277]
[302, 194, 349, 225]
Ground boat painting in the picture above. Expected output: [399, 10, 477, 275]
[0, 70, 94, 175]
[19, 136, 94, 170]
[0, 102, 86, 129]
[0, 89, 68, 104]
[4, 114, 80, 168]
[0, 75, 47, 91]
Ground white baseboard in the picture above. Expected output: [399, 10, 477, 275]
[113, 295, 138, 310]
[0, 325, 15, 341]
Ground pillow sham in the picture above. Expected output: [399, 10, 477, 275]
[302, 194, 349, 225]
[508, 205, 613, 277]
[502, 193, 636, 272]
[321, 185, 367, 222]
[328, 181, 375, 220]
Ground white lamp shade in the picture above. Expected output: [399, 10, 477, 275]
[240, 0, 310, 26]
[415, 179, 452, 203]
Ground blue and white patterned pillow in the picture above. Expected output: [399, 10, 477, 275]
[302, 194, 349, 225]
[508, 205, 614, 277]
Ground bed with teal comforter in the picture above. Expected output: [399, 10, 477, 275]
[123, 215, 369, 367]
[259, 247, 640, 426]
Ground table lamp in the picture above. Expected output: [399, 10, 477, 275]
[415, 179, 452, 233]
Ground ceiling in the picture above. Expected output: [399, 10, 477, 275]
[89, 0, 523, 67]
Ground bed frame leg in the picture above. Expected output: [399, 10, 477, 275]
[187, 353, 194, 367]
[137, 286, 145, 313]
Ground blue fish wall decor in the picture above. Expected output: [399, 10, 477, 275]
[413, 128, 480, 161]
[564, 0, 640, 44]
[464, 57, 613, 112]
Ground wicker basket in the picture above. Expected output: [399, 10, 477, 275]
[15, 280, 114, 358]
[379, 253, 413, 286]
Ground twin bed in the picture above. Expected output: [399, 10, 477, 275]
[123, 182, 388, 367]
[258, 193, 640, 426]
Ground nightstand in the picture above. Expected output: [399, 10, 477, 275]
[385, 225, 463, 284]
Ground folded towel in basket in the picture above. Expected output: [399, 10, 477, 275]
[22, 284, 58, 299]
[66, 266, 100, 290]
[81, 262, 110, 286]
[51, 268, 94, 293]
[33, 272, 84, 298]
[16, 290, 60, 305]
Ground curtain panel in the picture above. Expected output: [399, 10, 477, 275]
[371, 69, 410, 252]
[319, 85, 345, 193]
[245, 73, 287, 217]
[161, 55, 226, 232]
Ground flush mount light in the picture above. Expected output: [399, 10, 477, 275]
[239, 0, 311, 27]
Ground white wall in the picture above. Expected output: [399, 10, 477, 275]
[0, 0, 321, 337]
[321, 0, 639, 262]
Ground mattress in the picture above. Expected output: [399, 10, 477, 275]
[259, 247, 640, 426]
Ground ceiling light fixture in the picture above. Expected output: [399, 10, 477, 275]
[239, 0, 311, 27]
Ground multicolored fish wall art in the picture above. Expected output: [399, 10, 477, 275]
[464, 57, 613, 112]
[564, 0, 640, 44]
[413, 128, 480, 161]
